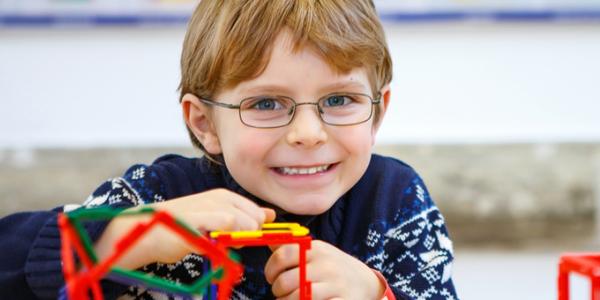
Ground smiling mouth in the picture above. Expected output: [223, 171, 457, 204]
[274, 164, 333, 175]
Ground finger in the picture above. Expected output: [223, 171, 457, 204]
[276, 282, 337, 300]
[179, 212, 236, 232]
[186, 201, 259, 231]
[271, 267, 299, 298]
[181, 208, 257, 232]
[265, 244, 300, 284]
[221, 205, 262, 231]
[263, 208, 276, 223]
[268, 243, 282, 252]
[225, 193, 268, 225]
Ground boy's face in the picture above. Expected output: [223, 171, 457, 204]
[185, 30, 389, 215]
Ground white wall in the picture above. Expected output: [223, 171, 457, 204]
[381, 22, 600, 144]
[0, 27, 187, 148]
[1, 23, 599, 148]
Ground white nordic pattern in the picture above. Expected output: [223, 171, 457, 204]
[365, 205, 455, 299]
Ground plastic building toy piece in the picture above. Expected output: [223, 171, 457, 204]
[58, 213, 102, 300]
[211, 223, 313, 300]
[58, 207, 242, 300]
[558, 253, 600, 300]
[210, 222, 309, 239]
[59, 207, 313, 300]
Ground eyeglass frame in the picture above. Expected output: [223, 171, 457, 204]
[196, 92, 382, 129]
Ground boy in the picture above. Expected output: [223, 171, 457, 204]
[0, 1, 458, 299]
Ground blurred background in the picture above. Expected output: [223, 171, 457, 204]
[1, 0, 600, 299]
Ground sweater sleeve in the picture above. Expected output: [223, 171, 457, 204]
[0, 209, 61, 299]
[366, 175, 458, 300]
[0, 163, 167, 299]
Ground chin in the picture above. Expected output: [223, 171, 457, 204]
[276, 195, 337, 216]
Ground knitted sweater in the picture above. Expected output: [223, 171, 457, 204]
[0, 154, 458, 300]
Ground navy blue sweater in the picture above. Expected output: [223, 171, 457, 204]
[0, 154, 458, 299]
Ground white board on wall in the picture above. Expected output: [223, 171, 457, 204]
[0, 23, 599, 148]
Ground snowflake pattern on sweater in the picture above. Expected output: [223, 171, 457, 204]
[79, 155, 458, 300]
[361, 177, 455, 300]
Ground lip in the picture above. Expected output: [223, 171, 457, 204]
[269, 162, 339, 188]
[272, 162, 337, 174]
[274, 162, 335, 168]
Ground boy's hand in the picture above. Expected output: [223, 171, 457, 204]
[264, 240, 385, 300]
[95, 188, 275, 269]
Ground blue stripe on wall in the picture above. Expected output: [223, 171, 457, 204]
[0, 14, 189, 27]
[1, 10, 600, 26]
[379, 10, 600, 22]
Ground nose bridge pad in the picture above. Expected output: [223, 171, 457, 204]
[316, 104, 324, 115]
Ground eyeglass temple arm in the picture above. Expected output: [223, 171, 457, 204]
[373, 92, 382, 104]
[199, 98, 240, 109]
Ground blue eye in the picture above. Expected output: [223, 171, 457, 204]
[323, 95, 349, 107]
[248, 97, 283, 110]
[256, 99, 276, 110]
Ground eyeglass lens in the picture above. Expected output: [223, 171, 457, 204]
[238, 94, 374, 128]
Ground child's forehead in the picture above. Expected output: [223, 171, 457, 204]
[223, 30, 371, 96]
[234, 77, 369, 96]
[267, 30, 366, 74]
[226, 66, 370, 99]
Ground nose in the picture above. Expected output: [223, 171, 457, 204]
[285, 104, 328, 148]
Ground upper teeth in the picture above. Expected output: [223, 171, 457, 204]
[280, 164, 329, 175]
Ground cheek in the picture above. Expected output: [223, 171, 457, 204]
[220, 127, 279, 163]
[334, 125, 374, 154]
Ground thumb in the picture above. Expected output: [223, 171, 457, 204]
[268, 243, 283, 252]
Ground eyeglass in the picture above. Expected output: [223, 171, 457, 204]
[198, 92, 381, 128]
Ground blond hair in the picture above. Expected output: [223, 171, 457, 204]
[179, 0, 392, 154]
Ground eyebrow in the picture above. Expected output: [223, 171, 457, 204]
[242, 81, 368, 95]
[243, 85, 292, 95]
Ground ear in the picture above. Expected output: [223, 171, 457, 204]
[181, 93, 222, 154]
[371, 85, 391, 145]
